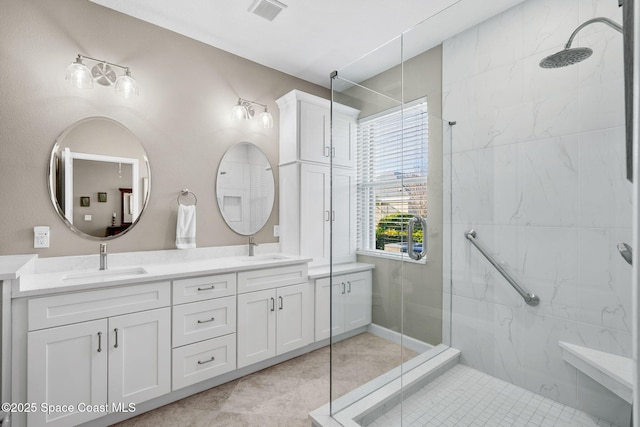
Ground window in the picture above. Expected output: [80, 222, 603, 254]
[356, 99, 428, 258]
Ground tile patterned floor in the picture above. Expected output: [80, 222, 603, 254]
[367, 364, 620, 427]
[111, 333, 415, 426]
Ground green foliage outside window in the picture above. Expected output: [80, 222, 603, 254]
[375, 213, 423, 250]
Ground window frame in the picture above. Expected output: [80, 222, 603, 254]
[355, 97, 429, 263]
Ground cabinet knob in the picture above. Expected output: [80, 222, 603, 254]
[114, 328, 119, 348]
[97, 332, 102, 353]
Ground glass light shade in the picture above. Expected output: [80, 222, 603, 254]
[232, 102, 250, 120]
[260, 109, 274, 128]
[114, 70, 139, 99]
[65, 60, 93, 89]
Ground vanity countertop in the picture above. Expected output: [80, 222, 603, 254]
[308, 262, 375, 279]
[0, 254, 37, 280]
[3, 249, 311, 298]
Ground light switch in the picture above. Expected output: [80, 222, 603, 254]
[273, 225, 280, 237]
[34, 226, 50, 248]
[84, 214, 92, 221]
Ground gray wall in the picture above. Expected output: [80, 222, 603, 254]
[341, 45, 443, 345]
[0, 0, 328, 257]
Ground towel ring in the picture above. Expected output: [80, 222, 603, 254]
[177, 189, 197, 206]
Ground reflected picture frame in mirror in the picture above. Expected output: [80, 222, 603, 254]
[216, 142, 275, 236]
[47, 116, 151, 240]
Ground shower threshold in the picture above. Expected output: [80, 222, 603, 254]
[310, 346, 621, 427]
[310, 345, 460, 426]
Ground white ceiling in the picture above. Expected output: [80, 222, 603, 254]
[89, 0, 525, 88]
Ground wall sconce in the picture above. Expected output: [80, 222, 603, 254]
[232, 98, 273, 129]
[65, 54, 139, 99]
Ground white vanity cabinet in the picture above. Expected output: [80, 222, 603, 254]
[171, 274, 237, 390]
[277, 89, 359, 267]
[26, 283, 171, 427]
[237, 266, 313, 368]
[314, 270, 372, 341]
[9, 255, 314, 427]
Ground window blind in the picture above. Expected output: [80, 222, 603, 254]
[356, 100, 428, 254]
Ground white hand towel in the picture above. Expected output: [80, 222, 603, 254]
[176, 204, 196, 249]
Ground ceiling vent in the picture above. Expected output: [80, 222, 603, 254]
[249, 0, 287, 21]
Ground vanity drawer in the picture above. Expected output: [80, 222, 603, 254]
[172, 296, 236, 347]
[237, 264, 308, 294]
[172, 334, 236, 390]
[173, 273, 236, 304]
[28, 281, 171, 331]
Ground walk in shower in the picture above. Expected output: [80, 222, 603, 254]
[322, 0, 633, 425]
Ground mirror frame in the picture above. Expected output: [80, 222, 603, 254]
[216, 142, 275, 236]
[47, 117, 151, 241]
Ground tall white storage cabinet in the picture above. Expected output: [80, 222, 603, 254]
[277, 90, 359, 267]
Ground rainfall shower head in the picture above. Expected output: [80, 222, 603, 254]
[539, 47, 593, 68]
[539, 17, 622, 69]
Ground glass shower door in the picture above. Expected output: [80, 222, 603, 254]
[329, 26, 450, 424]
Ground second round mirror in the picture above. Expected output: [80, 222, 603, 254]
[216, 142, 274, 235]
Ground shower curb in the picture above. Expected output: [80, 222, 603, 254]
[309, 346, 461, 427]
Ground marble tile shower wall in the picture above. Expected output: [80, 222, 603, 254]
[442, 0, 630, 424]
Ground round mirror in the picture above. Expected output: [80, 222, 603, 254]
[216, 142, 274, 235]
[48, 117, 151, 240]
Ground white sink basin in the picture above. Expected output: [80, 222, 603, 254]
[238, 254, 290, 262]
[62, 267, 148, 282]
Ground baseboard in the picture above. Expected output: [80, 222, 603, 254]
[366, 323, 433, 354]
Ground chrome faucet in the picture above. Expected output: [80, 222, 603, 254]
[248, 236, 258, 257]
[99, 243, 108, 270]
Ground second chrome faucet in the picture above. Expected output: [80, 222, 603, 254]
[248, 236, 258, 257]
[99, 243, 108, 270]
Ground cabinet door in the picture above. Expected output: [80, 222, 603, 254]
[276, 283, 313, 354]
[332, 169, 355, 264]
[300, 164, 330, 264]
[332, 112, 355, 167]
[315, 276, 345, 341]
[237, 289, 276, 368]
[108, 307, 171, 406]
[344, 271, 373, 331]
[299, 101, 330, 164]
[28, 319, 108, 427]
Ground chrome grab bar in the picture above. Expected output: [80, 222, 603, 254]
[407, 215, 427, 261]
[464, 229, 540, 306]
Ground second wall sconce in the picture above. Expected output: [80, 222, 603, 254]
[65, 54, 139, 99]
[232, 98, 273, 128]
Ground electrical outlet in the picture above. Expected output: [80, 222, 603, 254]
[34, 226, 50, 248]
[273, 225, 280, 237]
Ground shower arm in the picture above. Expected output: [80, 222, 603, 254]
[565, 17, 623, 49]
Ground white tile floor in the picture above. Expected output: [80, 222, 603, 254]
[367, 364, 619, 427]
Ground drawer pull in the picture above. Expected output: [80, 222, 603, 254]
[197, 356, 216, 365]
[97, 332, 102, 353]
[197, 285, 216, 291]
[197, 317, 215, 324]
[114, 328, 119, 348]
[270, 297, 275, 312]
[279, 296, 283, 310]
